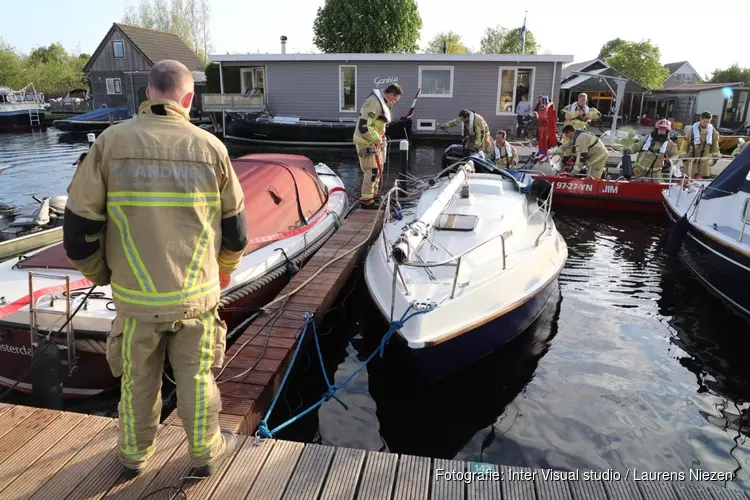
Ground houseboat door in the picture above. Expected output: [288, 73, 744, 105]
[721, 89, 749, 131]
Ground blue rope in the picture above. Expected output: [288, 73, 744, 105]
[255, 302, 435, 439]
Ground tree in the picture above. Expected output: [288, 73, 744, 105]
[479, 26, 538, 54]
[0, 39, 89, 97]
[597, 38, 669, 89]
[312, 0, 422, 53]
[0, 38, 25, 89]
[709, 64, 750, 86]
[122, 0, 213, 62]
[424, 31, 469, 54]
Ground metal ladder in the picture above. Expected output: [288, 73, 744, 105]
[28, 272, 77, 375]
[28, 108, 41, 127]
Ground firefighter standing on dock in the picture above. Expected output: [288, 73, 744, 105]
[353, 83, 403, 208]
[625, 119, 679, 182]
[559, 124, 609, 179]
[62, 60, 248, 479]
[439, 109, 493, 156]
[680, 111, 721, 179]
[562, 93, 601, 130]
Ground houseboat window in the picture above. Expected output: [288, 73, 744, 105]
[240, 68, 265, 95]
[339, 65, 357, 112]
[418, 66, 453, 98]
[675, 73, 683, 82]
[684, 74, 692, 82]
[106, 78, 122, 95]
[496, 68, 533, 115]
[113, 40, 124, 58]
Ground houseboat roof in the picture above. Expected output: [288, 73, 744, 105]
[210, 53, 575, 64]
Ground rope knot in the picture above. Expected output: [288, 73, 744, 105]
[256, 420, 272, 439]
[303, 312, 313, 322]
[323, 388, 337, 402]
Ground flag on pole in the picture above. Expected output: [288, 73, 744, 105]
[520, 11, 528, 54]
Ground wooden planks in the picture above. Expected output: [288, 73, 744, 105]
[0, 405, 749, 500]
[161, 207, 381, 437]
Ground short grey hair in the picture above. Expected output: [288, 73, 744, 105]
[148, 60, 193, 95]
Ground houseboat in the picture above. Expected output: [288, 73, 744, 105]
[206, 44, 573, 145]
[0, 84, 45, 131]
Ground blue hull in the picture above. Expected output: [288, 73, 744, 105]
[665, 202, 750, 317]
[398, 276, 560, 382]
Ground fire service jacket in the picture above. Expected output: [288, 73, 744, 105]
[353, 90, 393, 147]
[63, 99, 249, 322]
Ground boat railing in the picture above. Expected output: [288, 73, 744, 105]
[48, 100, 92, 114]
[380, 172, 555, 300]
[202, 93, 265, 112]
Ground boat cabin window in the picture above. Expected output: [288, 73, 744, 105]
[339, 65, 357, 112]
[113, 40, 124, 58]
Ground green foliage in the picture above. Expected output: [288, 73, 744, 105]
[709, 64, 750, 86]
[479, 26, 538, 54]
[597, 38, 669, 89]
[205, 62, 240, 93]
[424, 31, 469, 54]
[123, 0, 212, 63]
[0, 38, 89, 97]
[313, 0, 422, 53]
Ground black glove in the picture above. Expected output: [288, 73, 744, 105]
[557, 141, 563, 147]
[623, 149, 631, 155]
[663, 158, 672, 167]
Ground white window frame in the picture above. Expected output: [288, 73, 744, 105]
[240, 67, 265, 95]
[675, 73, 684, 82]
[416, 119, 436, 131]
[112, 40, 124, 58]
[106, 78, 122, 95]
[684, 73, 693, 82]
[418, 66, 454, 98]
[338, 65, 357, 113]
[495, 67, 535, 116]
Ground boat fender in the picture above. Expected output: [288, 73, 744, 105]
[30, 337, 63, 410]
[665, 214, 690, 256]
[621, 152, 633, 180]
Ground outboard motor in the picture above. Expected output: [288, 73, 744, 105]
[48, 196, 68, 225]
[441, 145, 498, 177]
[441, 144, 474, 171]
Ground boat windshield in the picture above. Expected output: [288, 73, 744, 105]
[703, 146, 750, 200]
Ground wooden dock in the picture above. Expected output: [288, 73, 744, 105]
[1, 403, 748, 500]
[163, 208, 381, 435]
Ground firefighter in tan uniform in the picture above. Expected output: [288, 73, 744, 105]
[732, 138, 748, 157]
[440, 109, 493, 156]
[625, 119, 680, 182]
[679, 111, 721, 178]
[63, 60, 248, 479]
[562, 93, 601, 130]
[352, 83, 403, 208]
[492, 130, 519, 169]
[559, 124, 609, 179]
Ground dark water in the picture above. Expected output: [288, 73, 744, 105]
[3, 129, 750, 491]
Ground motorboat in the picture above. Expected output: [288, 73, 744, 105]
[0, 153, 349, 398]
[222, 88, 421, 147]
[0, 84, 45, 131]
[662, 146, 750, 318]
[52, 107, 131, 133]
[363, 158, 567, 381]
[0, 196, 67, 261]
[441, 143, 727, 214]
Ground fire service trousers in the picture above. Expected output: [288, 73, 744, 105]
[356, 143, 383, 203]
[105, 306, 228, 469]
[683, 158, 713, 178]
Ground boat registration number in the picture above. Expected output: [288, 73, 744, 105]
[555, 181, 593, 192]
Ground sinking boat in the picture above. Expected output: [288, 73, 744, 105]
[223, 89, 421, 147]
[663, 146, 750, 318]
[364, 159, 567, 381]
[52, 107, 131, 133]
[0, 154, 348, 397]
[441, 144, 729, 214]
[0, 196, 67, 261]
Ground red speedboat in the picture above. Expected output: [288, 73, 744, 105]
[0, 153, 349, 398]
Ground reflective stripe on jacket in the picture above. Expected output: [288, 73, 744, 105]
[353, 94, 391, 146]
[64, 99, 248, 322]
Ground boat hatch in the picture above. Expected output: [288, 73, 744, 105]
[435, 214, 478, 232]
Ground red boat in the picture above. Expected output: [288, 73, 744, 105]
[0, 154, 349, 398]
[531, 173, 671, 213]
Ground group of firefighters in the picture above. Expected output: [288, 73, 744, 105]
[352, 88, 748, 206]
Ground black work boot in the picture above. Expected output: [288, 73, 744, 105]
[190, 429, 237, 478]
[122, 463, 145, 480]
[361, 200, 380, 210]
